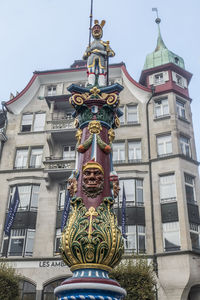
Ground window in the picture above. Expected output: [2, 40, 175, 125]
[180, 135, 191, 157]
[157, 134, 172, 157]
[58, 184, 66, 210]
[172, 71, 187, 88]
[163, 222, 181, 251]
[47, 85, 57, 96]
[119, 106, 125, 125]
[19, 280, 36, 300]
[185, 174, 196, 204]
[43, 278, 66, 300]
[63, 145, 76, 160]
[160, 174, 176, 203]
[154, 98, 169, 118]
[121, 225, 146, 254]
[113, 142, 125, 163]
[21, 113, 45, 132]
[1, 229, 35, 257]
[190, 223, 200, 250]
[30, 148, 43, 168]
[9, 185, 39, 211]
[118, 179, 143, 207]
[154, 72, 164, 84]
[128, 141, 141, 162]
[14, 149, 28, 169]
[176, 99, 186, 119]
[33, 113, 46, 131]
[55, 228, 62, 253]
[21, 114, 33, 132]
[127, 106, 138, 124]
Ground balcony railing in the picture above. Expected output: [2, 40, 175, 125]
[0, 126, 7, 141]
[43, 157, 75, 171]
[47, 118, 75, 130]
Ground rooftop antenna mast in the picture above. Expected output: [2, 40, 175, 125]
[89, 0, 94, 47]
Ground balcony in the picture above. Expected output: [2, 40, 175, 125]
[43, 157, 75, 180]
[47, 118, 76, 142]
[0, 126, 7, 142]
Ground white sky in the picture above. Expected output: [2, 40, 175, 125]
[0, 0, 199, 160]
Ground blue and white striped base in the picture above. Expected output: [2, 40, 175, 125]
[61, 296, 119, 300]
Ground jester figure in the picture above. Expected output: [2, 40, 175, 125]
[83, 20, 115, 87]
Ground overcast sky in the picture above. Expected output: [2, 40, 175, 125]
[0, 0, 199, 160]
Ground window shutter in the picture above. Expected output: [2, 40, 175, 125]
[172, 71, 177, 82]
[183, 78, 188, 88]
[149, 75, 154, 85]
[163, 71, 169, 82]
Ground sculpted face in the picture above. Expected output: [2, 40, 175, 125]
[113, 181, 120, 198]
[82, 167, 104, 198]
[92, 24, 103, 39]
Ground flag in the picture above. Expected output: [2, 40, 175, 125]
[61, 189, 71, 232]
[122, 183, 127, 239]
[152, 7, 158, 12]
[4, 186, 20, 236]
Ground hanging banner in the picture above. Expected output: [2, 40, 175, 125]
[61, 190, 70, 232]
[122, 183, 127, 239]
[4, 186, 20, 236]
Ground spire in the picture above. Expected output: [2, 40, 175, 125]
[142, 8, 185, 71]
[154, 17, 167, 52]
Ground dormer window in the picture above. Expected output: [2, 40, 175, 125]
[47, 85, 57, 96]
[174, 57, 179, 64]
[172, 72, 187, 88]
[154, 73, 164, 84]
[149, 71, 169, 86]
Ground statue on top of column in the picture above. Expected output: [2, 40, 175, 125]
[83, 20, 115, 87]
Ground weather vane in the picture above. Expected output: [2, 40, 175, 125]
[152, 7, 161, 24]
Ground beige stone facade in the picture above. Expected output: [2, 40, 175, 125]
[0, 61, 200, 300]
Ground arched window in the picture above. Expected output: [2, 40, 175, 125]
[43, 278, 66, 300]
[19, 280, 36, 300]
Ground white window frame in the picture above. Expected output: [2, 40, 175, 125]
[21, 114, 33, 132]
[128, 141, 142, 162]
[58, 184, 66, 210]
[120, 225, 146, 254]
[47, 85, 57, 96]
[154, 98, 169, 118]
[163, 222, 181, 252]
[33, 113, 46, 132]
[112, 142, 125, 163]
[159, 174, 177, 203]
[117, 178, 144, 207]
[172, 72, 187, 88]
[157, 134, 172, 157]
[54, 228, 62, 254]
[119, 106, 125, 125]
[190, 223, 200, 250]
[176, 99, 186, 120]
[127, 105, 138, 124]
[29, 148, 43, 168]
[184, 174, 196, 204]
[3, 229, 35, 257]
[9, 185, 40, 211]
[14, 148, 28, 169]
[149, 71, 169, 86]
[180, 135, 191, 157]
[63, 145, 76, 160]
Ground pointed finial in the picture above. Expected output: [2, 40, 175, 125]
[152, 8, 167, 51]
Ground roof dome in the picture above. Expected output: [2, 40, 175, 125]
[143, 18, 185, 70]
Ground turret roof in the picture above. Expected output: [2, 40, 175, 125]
[143, 18, 185, 71]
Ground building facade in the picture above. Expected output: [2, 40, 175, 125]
[0, 23, 200, 300]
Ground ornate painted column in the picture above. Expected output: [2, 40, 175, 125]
[55, 20, 126, 300]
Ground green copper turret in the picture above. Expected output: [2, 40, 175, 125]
[143, 17, 185, 70]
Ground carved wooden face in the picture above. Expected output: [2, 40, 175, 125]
[82, 167, 104, 198]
